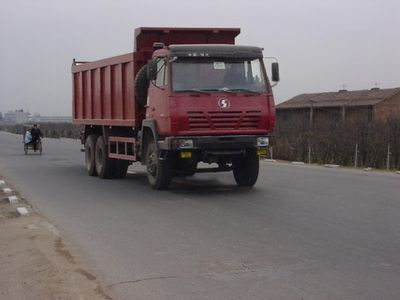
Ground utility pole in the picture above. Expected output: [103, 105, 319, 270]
[387, 144, 391, 170]
[309, 100, 314, 126]
[270, 146, 273, 160]
[355, 143, 358, 168]
[342, 103, 346, 122]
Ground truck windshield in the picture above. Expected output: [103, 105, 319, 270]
[172, 58, 267, 93]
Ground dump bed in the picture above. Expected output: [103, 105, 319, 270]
[72, 53, 136, 126]
[72, 27, 240, 128]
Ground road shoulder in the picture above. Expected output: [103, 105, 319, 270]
[0, 176, 112, 300]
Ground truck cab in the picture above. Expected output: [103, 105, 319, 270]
[141, 44, 277, 188]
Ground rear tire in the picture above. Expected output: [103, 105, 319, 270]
[95, 136, 115, 179]
[85, 135, 97, 176]
[145, 140, 172, 190]
[233, 149, 259, 187]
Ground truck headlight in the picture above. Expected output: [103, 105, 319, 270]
[257, 137, 269, 147]
[178, 139, 194, 149]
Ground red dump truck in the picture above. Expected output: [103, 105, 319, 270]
[72, 27, 279, 189]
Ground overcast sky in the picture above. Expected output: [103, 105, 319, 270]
[1, 0, 399, 116]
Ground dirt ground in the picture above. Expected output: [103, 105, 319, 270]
[0, 176, 112, 300]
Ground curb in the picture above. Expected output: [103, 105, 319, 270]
[264, 159, 276, 163]
[1, 179, 28, 216]
[3, 187, 13, 193]
[324, 164, 340, 168]
[16, 207, 29, 216]
[8, 195, 19, 204]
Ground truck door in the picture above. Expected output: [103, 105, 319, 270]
[147, 58, 171, 137]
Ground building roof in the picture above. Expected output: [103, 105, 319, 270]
[276, 87, 400, 109]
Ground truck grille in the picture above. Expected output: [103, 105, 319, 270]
[187, 110, 261, 130]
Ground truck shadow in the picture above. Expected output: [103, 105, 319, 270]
[172, 177, 246, 194]
[125, 172, 256, 196]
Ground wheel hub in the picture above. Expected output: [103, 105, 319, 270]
[147, 153, 157, 176]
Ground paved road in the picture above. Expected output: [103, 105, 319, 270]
[1, 131, 399, 300]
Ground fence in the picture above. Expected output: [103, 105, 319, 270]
[1, 120, 399, 170]
[273, 118, 400, 170]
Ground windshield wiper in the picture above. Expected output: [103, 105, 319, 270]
[174, 89, 210, 95]
[228, 89, 261, 95]
[201, 88, 237, 94]
[203, 88, 259, 95]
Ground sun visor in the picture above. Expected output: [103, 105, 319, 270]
[169, 45, 263, 59]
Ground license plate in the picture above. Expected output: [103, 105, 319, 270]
[257, 148, 268, 157]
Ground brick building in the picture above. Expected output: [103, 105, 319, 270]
[276, 87, 400, 125]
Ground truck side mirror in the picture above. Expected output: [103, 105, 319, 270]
[271, 62, 280, 82]
[147, 60, 157, 81]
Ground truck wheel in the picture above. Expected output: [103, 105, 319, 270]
[134, 64, 149, 106]
[145, 140, 172, 190]
[85, 135, 97, 176]
[233, 150, 259, 187]
[95, 136, 115, 179]
[114, 160, 129, 179]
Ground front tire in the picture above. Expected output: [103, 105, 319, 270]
[145, 140, 172, 190]
[95, 136, 115, 179]
[233, 149, 259, 187]
[85, 135, 97, 176]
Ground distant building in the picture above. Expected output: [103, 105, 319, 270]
[276, 87, 400, 125]
[1, 110, 72, 124]
[3, 109, 30, 124]
[31, 115, 72, 123]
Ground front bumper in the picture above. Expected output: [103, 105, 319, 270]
[158, 135, 271, 151]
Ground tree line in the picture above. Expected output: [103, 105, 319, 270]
[0, 123, 82, 140]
